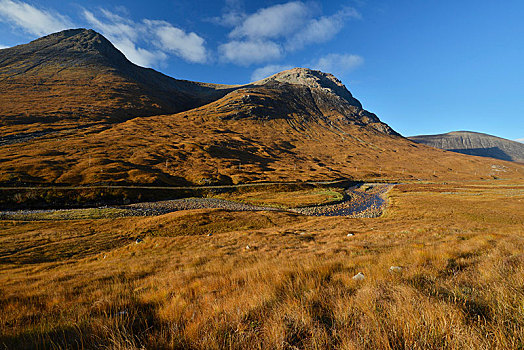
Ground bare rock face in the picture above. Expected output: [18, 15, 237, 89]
[254, 67, 362, 108]
[251, 68, 399, 136]
[409, 131, 524, 163]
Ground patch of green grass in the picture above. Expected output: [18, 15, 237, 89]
[212, 188, 344, 208]
[0, 208, 130, 221]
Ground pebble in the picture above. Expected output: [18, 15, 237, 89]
[207, 233, 213, 236]
[245, 245, 251, 250]
[347, 233, 354, 237]
[126, 198, 278, 215]
[389, 266, 403, 272]
[352, 272, 365, 280]
[135, 238, 143, 244]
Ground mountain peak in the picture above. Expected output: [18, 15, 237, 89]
[254, 67, 362, 108]
[9, 28, 129, 68]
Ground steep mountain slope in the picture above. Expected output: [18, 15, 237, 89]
[409, 131, 524, 163]
[0, 28, 235, 128]
[1, 73, 522, 185]
[0, 29, 522, 186]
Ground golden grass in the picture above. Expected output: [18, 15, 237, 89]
[0, 180, 523, 349]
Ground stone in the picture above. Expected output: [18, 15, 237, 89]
[352, 272, 365, 280]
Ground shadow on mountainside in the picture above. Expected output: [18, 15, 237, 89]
[447, 147, 514, 162]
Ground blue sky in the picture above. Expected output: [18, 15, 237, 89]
[0, 0, 523, 141]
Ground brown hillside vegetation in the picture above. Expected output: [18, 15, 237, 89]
[1, 180, 523, 349]
[1, 79, 523, 186]
[0, 29, 234, 130]
[1, 29, 523, 187]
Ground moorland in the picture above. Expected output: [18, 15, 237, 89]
[1, 29, 523, 349]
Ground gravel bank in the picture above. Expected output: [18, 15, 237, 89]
[0, 183, 394, 220]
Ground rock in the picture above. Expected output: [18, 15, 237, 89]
[389, 266, 402, 272]
[254, 68, 363, 108]
[135, 238, 143, 244]
[352, 272, 365, 280]
[347, 233, 354, 237]
[245, 245, 251, 250]
[207, 233, 213, 236]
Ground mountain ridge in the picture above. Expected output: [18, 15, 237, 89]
[0, 29, 522, 186]
[0, 28, 397, 137]
[409, 131, 524, 163]
[0, 28, 236, 127]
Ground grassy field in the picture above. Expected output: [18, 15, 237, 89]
[1, 180, 523, 349]
[211, 187, 345, 208]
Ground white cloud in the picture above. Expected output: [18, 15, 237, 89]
[515, 138, 524, 143]
[219, 40, 282, 66]
[144, 20, 207, 63]
[230, 1, 310, 39]
[311, 53, 364, 75]
[211, 0, 246, 27]
[112, 36, 166, 68]
[287, 7, 361, 51]
[83, 9, 208, 66]
[220, 1, 360, 66]
[251, 64, 294, 81]
[82, 9, 160, 67]
[0, 44, 8, 49]
[0, 0, 72, 36]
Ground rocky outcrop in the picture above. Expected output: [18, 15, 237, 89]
[251, 68, 398, 136]
[254, 67, 362, 108]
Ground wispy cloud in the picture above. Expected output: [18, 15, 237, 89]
[0, 0, 72, 36]
[0, 44, 9, 49]
[251, 64, 294, 81]
[515, 138, 524, 143]
[219, 1, 360, 66]
[311, 53, 364, 75]
[219, 40, 282, 66]
[210, 0, 246, 27]
[144, 20, 207, 63]
[82, 9, 208, 67]
[229, 2, 310, 40]
[82, 9, 161, 67]
[287, 7, 360, 51]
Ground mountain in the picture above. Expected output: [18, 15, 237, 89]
[0, 29, 522, 186]
[409, 131, 524, 163]
[0, 28, 235, 128]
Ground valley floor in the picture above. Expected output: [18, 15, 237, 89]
[0, 180, 523, 349]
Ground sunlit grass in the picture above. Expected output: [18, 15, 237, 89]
[0, 180, 523, 349]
